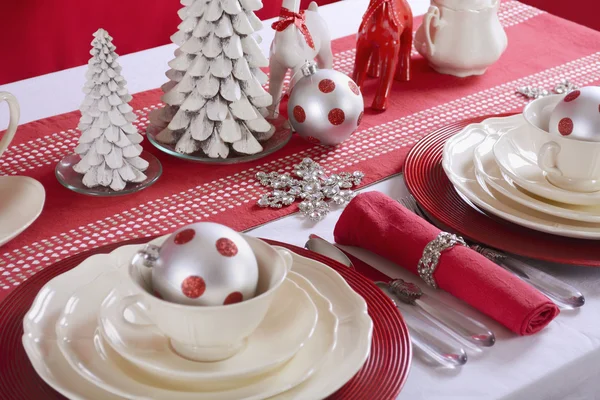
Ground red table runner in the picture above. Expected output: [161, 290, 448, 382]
[2, 1, 600, 302]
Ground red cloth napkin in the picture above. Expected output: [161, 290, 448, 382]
[334, 192, 560, 335]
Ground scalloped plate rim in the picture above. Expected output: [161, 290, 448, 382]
[22, 236, 372, 400]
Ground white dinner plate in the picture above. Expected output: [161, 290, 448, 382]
[97, 275, 319, 386]
[23, 237, 372, 400]
[474, 131, 600, 223]
[0, 175, 45, 246]
[443, 117, 600, 239]
[493, 119, 600, 206]
[57, 273, 331, 399]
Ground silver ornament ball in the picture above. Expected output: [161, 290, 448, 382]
[288, 67, 364, 146]
[549, 86, 600, 141]
[139, 222, 259, 306]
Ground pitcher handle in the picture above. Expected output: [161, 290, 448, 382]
[0, 92, 20, 157]
[424, 6, 441, 57]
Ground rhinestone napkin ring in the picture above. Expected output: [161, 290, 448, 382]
[417, 232, 467, 289]
[255, 158, 364, 221]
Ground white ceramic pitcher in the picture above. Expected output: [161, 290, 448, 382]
[415, 0, 508, 77]
[0, 92, 20, 158]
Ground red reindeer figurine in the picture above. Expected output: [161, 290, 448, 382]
[352, 0, 413, 111]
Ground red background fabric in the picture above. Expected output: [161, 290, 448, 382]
[519, 0, 600, 32]
[0, 0, 338, 85]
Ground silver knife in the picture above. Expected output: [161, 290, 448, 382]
[306, 235, 494, 347]
[306, 236, 470, 368]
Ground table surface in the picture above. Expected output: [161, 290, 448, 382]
[1, 1, 600, 399]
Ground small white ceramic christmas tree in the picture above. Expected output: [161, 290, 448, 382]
[73, 29, 149, 191]
[154, 0, 275, 159]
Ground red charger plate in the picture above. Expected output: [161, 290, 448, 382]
[0, 238, 411, 400]
[404, 115, 600, 266]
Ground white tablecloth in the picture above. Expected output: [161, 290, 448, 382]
[1, 1, 600, 399]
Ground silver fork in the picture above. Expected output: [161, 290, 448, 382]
[399, 195, 585, 310]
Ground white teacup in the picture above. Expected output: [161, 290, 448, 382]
[102, 236, 293, 362]
[0, 92, 20, 158]
[524, 95, 600, 193]
[522, 94, 560, 135]
[537, 138, 600, 192]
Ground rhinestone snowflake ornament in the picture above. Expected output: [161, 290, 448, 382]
[256, 158, 364, 221]
[516, 79, 579, 99]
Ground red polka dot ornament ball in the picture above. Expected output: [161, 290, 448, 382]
[143, 222, 259, 307]
[288, 66, 364, 146]
[549, 86, 600, 140]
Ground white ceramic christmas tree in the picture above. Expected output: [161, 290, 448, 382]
[154, 0, 275, 159]
[73, 29, 149, 191]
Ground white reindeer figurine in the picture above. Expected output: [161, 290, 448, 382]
[268, 0, 333, 118]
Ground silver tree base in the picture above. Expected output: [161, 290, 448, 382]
[56, 151, 162, 196]
[146, 116, 292, 165]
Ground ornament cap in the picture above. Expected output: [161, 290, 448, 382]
[301, 61, 318, 77]
[132, 244, 161, 269]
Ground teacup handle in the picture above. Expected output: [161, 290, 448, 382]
[0, 92, 20, 158]
[99, 292, 166, 353]
[102, 293, 158, 334]
[277, 248, 294, 272]
[423, 6, 441, 57]
[538, 142, 562, 176]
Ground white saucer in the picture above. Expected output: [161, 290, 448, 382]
[98, 276, 319, 385]
[443, 117, 600, 239]
[0, 176, 45, 246]
[493, 120, 600, 206]
[56, 271, 333, 399]
[23, 236, 371, 400]
[474, 132, 600, 223]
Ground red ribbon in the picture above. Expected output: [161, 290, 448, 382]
[271, 7, 316, 50]
[360, 0, 400, 30]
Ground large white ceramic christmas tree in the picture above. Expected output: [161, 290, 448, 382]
[154, 0, 275, 159]
[73, 29, 149, 191]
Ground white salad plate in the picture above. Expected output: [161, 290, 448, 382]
[443, 116, 600, 239]
[0, 175, 45, 246]
[57, 272, 331, 400]
[97, 274, 319, 385]
[493, 120, 600, 206]
[23, 237, 373, 400]
[474, 132, 600, 223]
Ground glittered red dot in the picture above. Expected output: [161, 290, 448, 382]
[357, 111, 364, 126]
[318, 79, 336, 93]
[328, 108, 345, 126]
[293, 106, 306, 123]
[558, 118, 574, 136]
[174, 229, 195, 245]
[306, 136, 321, 145]
[349, 80, 360, 96]
[224, 292, 243, 305]
[216, 238, 238, 257]
[564, 90, 581, 102]
[153, 290, 163, 300]
[181, 276, 206, 299]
